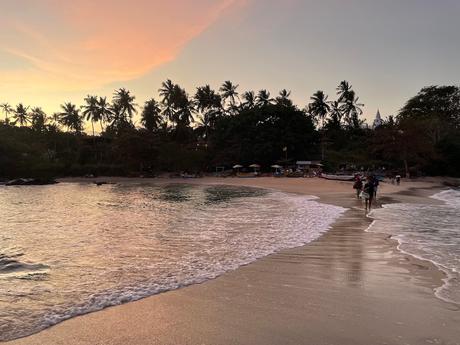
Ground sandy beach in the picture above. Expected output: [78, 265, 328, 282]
[5, 177, 460, 345]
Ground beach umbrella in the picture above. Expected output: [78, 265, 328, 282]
[249, 164, 261, 173]
[271, 164, 282, 176]
[233, 164, 243, 173]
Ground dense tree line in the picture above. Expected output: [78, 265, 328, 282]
[0, 81, 459, 178]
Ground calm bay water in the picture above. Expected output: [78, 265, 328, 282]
[368, 189, 460, 305]
[0, 183, 345, 341]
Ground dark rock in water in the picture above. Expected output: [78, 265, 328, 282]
[5, 178, 58, 186]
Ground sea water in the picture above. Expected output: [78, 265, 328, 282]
[0, 183, 346, 341]
[368, 189, 460, 305]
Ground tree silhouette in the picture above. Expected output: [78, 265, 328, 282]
[141, 98, 162, 132]
[219, 80, 239, 114]
[327, 100, 343, 128]
[159, 79, 177, 124]
[336, 80, 352, 103]
[308, 90, 330, 128]
[175, 89, 195, 126]
[82, 95, 100, 136]
[242, 91, 256, 109]
[112, 88, 137, 123]
[256, 89, 274, 107]
[96, 97, 113, 133]
[30, 107, 47, 132]
[276, 89, 293, 107]
[195, 85, 222, 140]
[340, 90, 364, 128]
[1, 103, 13, 124]
[59, 102, 83, 133]
[13, 103, 30, 126]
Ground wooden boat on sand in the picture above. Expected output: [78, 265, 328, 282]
[321, 173, 355, 181]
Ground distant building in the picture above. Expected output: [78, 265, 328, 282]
[372, 109, 383, 129]
[296, 160, 322, 171]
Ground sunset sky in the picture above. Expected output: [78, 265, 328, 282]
[1, 0, 459, 123]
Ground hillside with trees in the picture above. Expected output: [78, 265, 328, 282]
[0, 81, 459, 179]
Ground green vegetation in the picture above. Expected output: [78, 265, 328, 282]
[1, 82, 459, 179]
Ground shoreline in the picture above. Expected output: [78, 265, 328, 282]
[5, 177, 460, 345]
[367, 188, 460, 307]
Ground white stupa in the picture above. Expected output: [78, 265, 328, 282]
[372, 109, 383, 129]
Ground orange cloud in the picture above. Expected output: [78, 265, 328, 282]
[0, 0, 240, 93]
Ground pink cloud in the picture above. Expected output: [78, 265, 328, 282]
[0, 0, 241, 92]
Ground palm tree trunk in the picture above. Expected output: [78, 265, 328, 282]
[91, 120, 99, 162]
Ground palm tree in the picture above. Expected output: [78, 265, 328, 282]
[13, 103, 30, 126]
[159, 79, 176, 106]
[48, 112, 61, 132]
[336, 80, 353, 103]
[175, 89, 195, 126]
[159, 79, 176, 123]
[219, 80, 239, 113]
[59, 102, 83, 133]
[141, 98, 162, 132]
[276, 89, 293, 107]
[82, 95, 100, 136]
[30, 107, 47, 131]
[195, 85, 222, 137]
[112, 88, 137, 123]
[1, 103, 13, 124]
[256, 89, 274, 107]
[340, 90, 364, 128]
[241, 91, 256, 109]
[195, 85, 221, 113]
[308, 90, 330, 128]
[328, 101, 343, 127]
[308, 91, 330, 160]
[50, 112, 60, 126]
[96, 97, 112, 132]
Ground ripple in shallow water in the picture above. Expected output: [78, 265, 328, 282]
[368, 189, 460, 305]
[0, 183, 346, 341]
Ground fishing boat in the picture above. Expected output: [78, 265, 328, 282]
[321, 173, 355, 181]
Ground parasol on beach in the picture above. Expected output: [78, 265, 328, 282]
[249, 164, 261, 173]
[271, 164, 282, 176]
[233, 164, 243, 173]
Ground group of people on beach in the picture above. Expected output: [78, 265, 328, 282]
[353, 175, 379, 211]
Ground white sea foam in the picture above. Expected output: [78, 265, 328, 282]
[367, 189, 460, 305]
[0, 184, 346, 341]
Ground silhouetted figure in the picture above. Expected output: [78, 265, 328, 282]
[363, 176, 375, 211]
[373, 177, 379, 199]
[353, 177, 363, 199]
[396, 175, 401, 185]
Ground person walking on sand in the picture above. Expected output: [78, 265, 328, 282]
[362, 176, 375, 211]
[373, 176, 379, 199]
[353, 176, 363, 199]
